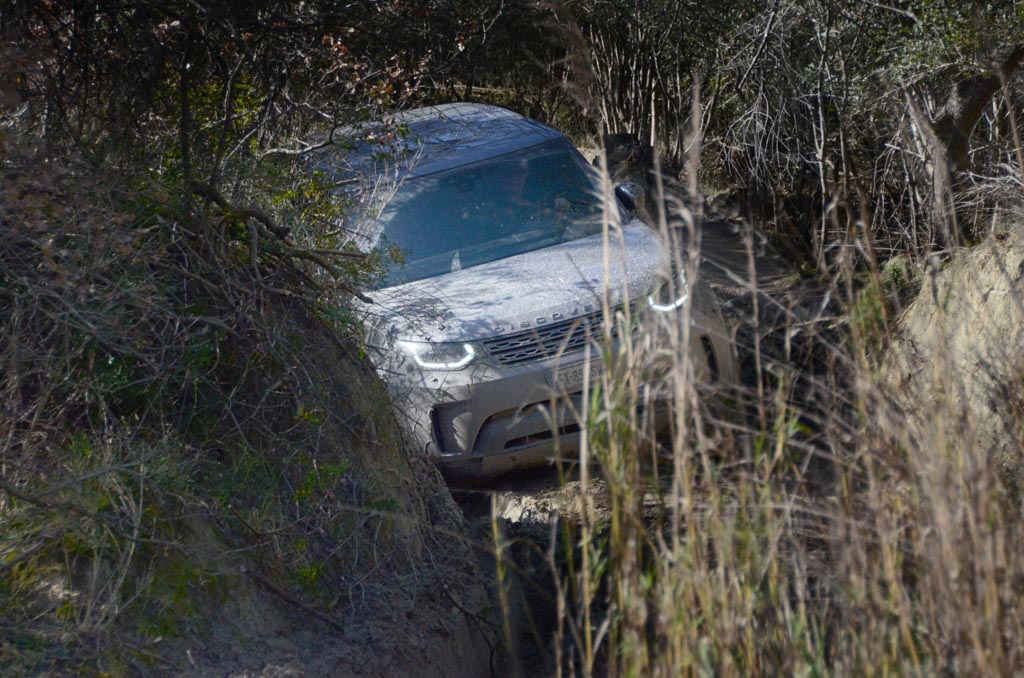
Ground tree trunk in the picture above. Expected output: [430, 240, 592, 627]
[907, 44, 1024, 246]
[929, 44, 1024, 172]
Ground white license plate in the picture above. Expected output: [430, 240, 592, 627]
[547, 361, 603, 392]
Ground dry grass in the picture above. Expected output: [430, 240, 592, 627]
[489, 111, 1024, 677]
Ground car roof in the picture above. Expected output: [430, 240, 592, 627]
[311, 103, 565, 183]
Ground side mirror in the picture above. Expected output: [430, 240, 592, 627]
[615, 181, 646, 213]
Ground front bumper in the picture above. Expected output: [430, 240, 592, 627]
[384, 299, 736, 482]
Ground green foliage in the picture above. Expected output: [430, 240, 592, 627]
[881, 255, 922, 309]
[136, 554, 204, 639]
[850, 279, 889, 353]
[294, 458, 350, 505]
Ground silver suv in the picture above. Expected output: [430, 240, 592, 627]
[322, 103, 736, 479]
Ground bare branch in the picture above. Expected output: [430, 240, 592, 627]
[191, 180, 291, 240]
[736, 0, 781, 94]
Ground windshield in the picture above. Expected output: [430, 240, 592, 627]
[372, 139, 603, 287]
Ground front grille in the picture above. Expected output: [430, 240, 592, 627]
[481, 305, 627, 367]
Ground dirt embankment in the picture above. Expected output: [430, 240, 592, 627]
[0, 253, 499, 676]
[123, 326, 502, 677]
[890, 225, 1024, 496]
[197, 332, 498, 678]
[166, 466, 497, 678]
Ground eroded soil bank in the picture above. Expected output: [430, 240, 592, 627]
[169, 466, 499, 677]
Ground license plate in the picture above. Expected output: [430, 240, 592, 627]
[547, 361, 603, 392]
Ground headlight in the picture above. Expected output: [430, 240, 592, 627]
[397, 340, 478, 370]
[647, 275, 689, 312]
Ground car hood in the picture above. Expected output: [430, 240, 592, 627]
[366, 222, 665, 344]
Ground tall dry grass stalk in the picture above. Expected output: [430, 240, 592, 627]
[492, 87, 1024, 676]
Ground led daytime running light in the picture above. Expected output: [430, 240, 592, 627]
[648, 289, 689, 312]
[398, 341, 477, 370]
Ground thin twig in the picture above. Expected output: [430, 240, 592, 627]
[736, 0, 781, 93]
